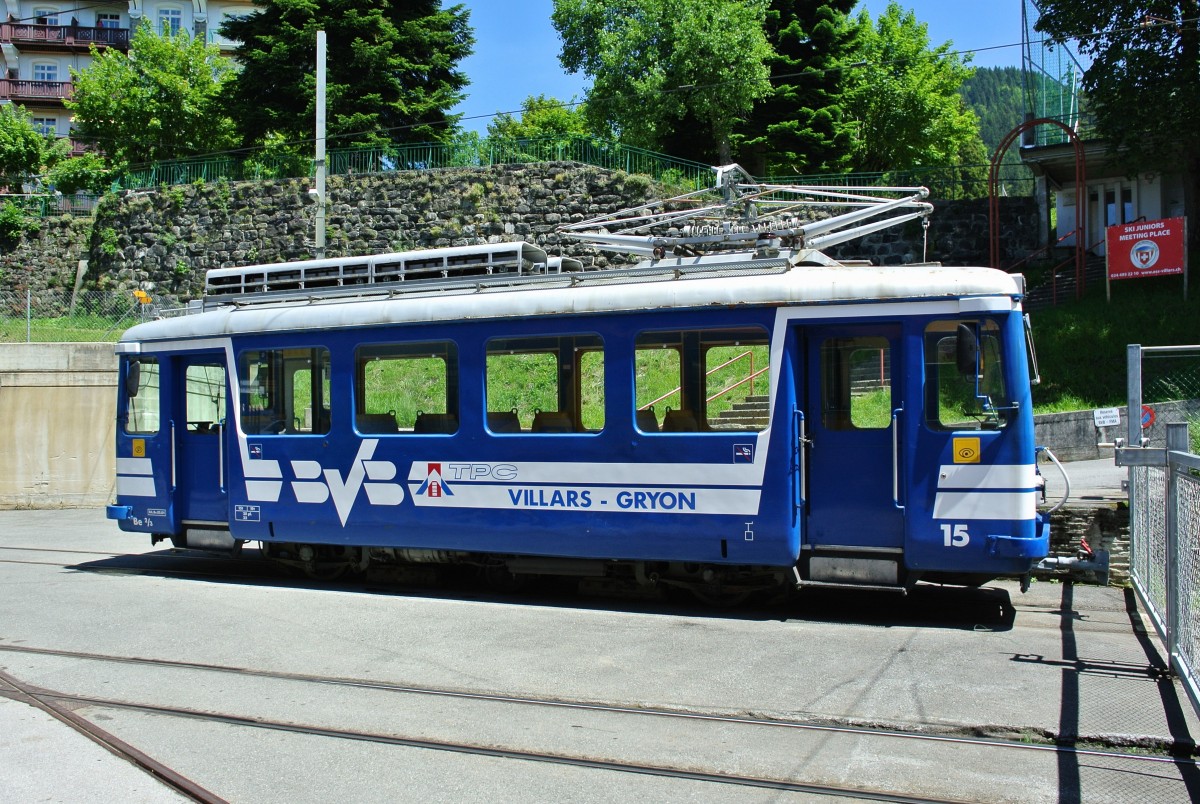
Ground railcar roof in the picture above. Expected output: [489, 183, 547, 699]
[119, 259, 1022, 345]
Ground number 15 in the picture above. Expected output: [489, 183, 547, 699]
[941, 523, 970, 547]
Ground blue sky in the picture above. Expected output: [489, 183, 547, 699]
[451, 1, 1027, 134]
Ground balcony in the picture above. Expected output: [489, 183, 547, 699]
[0, 78, 73, 104]
[0, 23, 130, 51]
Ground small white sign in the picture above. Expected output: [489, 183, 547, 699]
[1093, 407, 1122, 428]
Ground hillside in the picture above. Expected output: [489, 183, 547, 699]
[961, 66, 1024, 152]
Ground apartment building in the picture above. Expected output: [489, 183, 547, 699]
[0, 1, 252, 142]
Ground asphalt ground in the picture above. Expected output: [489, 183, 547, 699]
[1041, 456, 1127, 505]
[0, 504, 1194, 803]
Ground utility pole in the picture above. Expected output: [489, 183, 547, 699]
[314, 30, 327, 258]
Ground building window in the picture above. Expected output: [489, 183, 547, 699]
[31, 117, 56, 136]
[32, 63, 59, 83]
[97, 13, 121, 29]
[33, 8, 60, 25]
[158, 8, 182, 35]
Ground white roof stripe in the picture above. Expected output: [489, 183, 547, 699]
[121, 263, 1020, 343]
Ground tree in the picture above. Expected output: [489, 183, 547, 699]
[1034, 1, 1200, 248]
[67, 22, 237, 167]
[220, 1, 474, 149]
[0, 104, 58, 189]
[734, 1, 860, 176]
[842, 3, 983, 175]
[486, 95, 590, 141]
[552, 0, 773, 164]
[46, 153, 113, 195]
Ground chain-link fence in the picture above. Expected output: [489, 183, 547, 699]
[0, 288, 155, 343]
[1122, 344, 1200, 720]
[1142, 346, 1200, 454]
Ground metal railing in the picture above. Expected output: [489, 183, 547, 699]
[1119, 343, 1200, 720]
[0, 289, 152, 343]
[766, 161, 1034, 200]
[114, 136, 716, 194]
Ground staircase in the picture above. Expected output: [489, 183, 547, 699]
[1023, 253, 1106, 310]
[713, 395, 771, 429]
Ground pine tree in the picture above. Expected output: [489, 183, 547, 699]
[734, 0, 859, 177]
[219, 1, 474, 149]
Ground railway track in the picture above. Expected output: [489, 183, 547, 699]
[3, 532, 1195, 802]
[0, 641, 1190, 804]
[0, 669, 226, 804]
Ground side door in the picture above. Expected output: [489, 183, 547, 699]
[801, 325, 905, 574]
[174, 353, 230, 526]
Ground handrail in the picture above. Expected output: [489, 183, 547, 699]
[707, 366, 769, 404]
[638, 350, 762, 412]
[1004, 229, 1079, 274]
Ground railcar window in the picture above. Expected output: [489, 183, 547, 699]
[124, 358, 160, 435]
[356, 342, 458, 434]
[924, 320, 1010, 430]
[486, 334, 604, 433]
[820, 338, 892, 430]
[185, 364, 227, 434]
[239, 348, 331, 435]
[636, 328, 770, 433]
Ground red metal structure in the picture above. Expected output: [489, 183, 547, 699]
[989, 118, 1086, 301]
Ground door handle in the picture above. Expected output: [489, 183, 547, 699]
[217, 419, 225, 493]
[793, 408, 808, 511]
[892, 408, 904, 510]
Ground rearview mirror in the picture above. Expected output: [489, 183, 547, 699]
[956, 323, 978, 376]
[125, 360, 141, 398]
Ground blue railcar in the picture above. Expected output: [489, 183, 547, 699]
[107, 178, 1061, 598]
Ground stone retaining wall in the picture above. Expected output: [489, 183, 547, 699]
[0, 165, 1038, 303]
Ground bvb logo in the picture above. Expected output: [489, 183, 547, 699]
[953, 437, 981, 464]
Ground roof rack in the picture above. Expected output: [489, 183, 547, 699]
[558, 163, 933, 260]
[203, 242, 583, 305]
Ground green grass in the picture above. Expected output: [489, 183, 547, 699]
[0, 315, 135, 343]
[1028, 270, 1200, 412]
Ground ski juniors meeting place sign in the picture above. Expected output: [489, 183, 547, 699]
[1106, 217, 1186, 280]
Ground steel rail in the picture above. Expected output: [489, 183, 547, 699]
[0, 642, 1190, 765]
[0, 669, 227, 804]
[21, 686, 962, 804]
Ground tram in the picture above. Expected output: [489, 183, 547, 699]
[107, 168, 1063, 598]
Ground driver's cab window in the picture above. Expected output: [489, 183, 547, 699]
[925, 319, 1010, 430]
[124, 358, 160, 435]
